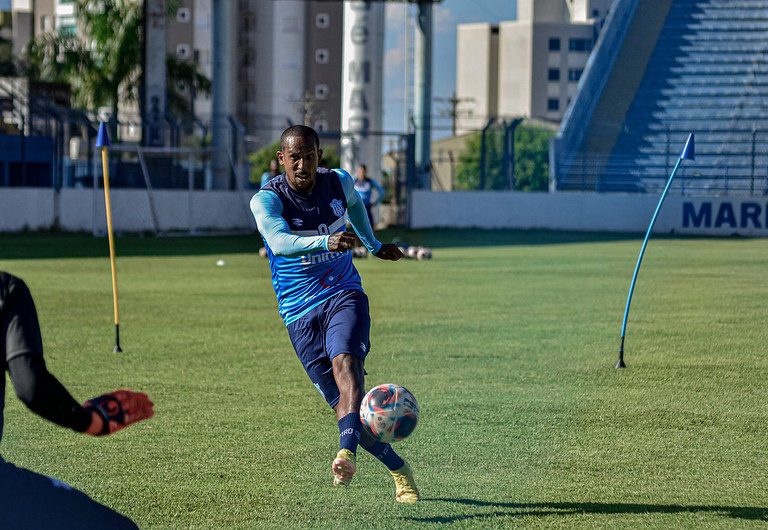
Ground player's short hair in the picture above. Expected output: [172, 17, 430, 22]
[358, 164, 367, 171]
[280, 125, 320, 151]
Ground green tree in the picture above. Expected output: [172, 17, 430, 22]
[248, 140, 342, 186]
[454, 123, 554, 191]
[23, 0, 209, 122]
[514, 124, 554, 191]
[455, 129, 506, 190]
[248, 140, 281, 185]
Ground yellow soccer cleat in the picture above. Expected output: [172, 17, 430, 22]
[390, 462, 420, 503]
[332, 449, 356, 487]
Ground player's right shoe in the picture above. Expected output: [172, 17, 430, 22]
[332, 448, 356, 487]
[390, 462, 420, 503]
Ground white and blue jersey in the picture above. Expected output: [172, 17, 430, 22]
[250, 168, 382, 325]
[354, 178, 385, 207]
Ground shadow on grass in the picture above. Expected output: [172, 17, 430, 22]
[402, 498, 767, 523]
[0, 232, 261, 260]
[0, 228, 719, 260]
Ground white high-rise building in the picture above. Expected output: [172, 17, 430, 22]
[456, 0, 613, 133]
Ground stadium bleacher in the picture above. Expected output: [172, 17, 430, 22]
[559, 0, 768, 194]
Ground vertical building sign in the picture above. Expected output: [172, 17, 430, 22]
[144, 0, 167, 146]
[341, 1, 384, 178]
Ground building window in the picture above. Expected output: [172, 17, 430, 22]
[315, 48, 329, 64]
[548, 38, 560, 51]
[315, 84, 329, 100]
[41, 15, 53, 32]
[176, 44, 191, 59]
[548, 68, 560, 81]
[177, 8, 191, 23]
[569, 38, 592, 52]
[316, 13, 330, 29]
[568, 69, 583, 82]
[547, 98, 559, 111]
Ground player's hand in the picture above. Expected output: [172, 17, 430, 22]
[327, 231, 357, 252]
[83, 389, 154, 436]
[374, 244, 403, 261]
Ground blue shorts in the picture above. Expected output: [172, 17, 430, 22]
[287, 289, 370, 408]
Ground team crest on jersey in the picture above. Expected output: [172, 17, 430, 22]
[330, 199, 345, 217]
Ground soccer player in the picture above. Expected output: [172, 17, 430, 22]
[354, 164, 386, 228]
[250, 125, 419, 503]
[0, 271, 154, 528]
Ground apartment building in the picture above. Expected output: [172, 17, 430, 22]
[5, 0, 343, 146]
[456, 0, 613, 132]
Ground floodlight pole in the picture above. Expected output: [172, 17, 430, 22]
[413, 0, 433, 189]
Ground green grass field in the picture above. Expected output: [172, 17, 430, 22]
[1, 230, 766, 528]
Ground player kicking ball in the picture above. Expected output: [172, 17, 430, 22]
[250, 125, 419, 503]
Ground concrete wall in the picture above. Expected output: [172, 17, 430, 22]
[410, 191, 768, 236]
[0, 189, 257, 233]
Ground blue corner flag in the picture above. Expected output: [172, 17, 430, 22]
[96, 121, 111, 148]
[617, 132, 694, 368]
[680, 132, 694, 160]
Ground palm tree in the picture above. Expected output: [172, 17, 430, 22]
[23, 0, 209, 124]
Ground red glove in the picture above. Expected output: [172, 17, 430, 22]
[83, 389, 154, 436]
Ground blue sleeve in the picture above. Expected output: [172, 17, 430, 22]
[333, 169, 383, 255]
[371, 179, 386, 205]
[250, 191, 330, 256]
[260, 173, 270, 188]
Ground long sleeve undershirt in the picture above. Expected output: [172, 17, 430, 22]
[7, 354, 92, 432]
[250, 169, 382, 256]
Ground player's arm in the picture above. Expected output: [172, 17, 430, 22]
[250, 191, 333, 256]
[335, 169, 402, 260]
[3, 276, 153, 436]
[371, 179, 386, 206]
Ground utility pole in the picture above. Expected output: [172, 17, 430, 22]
[435, 92, 474, 136]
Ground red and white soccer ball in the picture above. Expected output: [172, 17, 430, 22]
[360, 384, 419, 443]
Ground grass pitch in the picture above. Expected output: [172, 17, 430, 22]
[1, 230, 766, 528]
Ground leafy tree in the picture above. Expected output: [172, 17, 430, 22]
[454, 123, 554, 191]
[248, 140, 281, 185]
[513, 124, 554, 191]
[23, 0, 209, 122]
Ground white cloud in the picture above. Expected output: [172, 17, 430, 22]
[434, 5, 459, 34]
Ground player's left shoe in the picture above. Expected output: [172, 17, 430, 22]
[332, 448, 356, 487]
[390, 462, 420, 503]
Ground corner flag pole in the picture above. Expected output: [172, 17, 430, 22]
[617, 132, 694, 368]
[96, 122, 122, 353]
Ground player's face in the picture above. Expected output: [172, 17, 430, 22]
[278, 135, 323, 194]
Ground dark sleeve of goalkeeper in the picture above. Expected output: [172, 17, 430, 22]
[0, 272, 154, 529]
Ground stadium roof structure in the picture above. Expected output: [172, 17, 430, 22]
[552, 0, 768, 196]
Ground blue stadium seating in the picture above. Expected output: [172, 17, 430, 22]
[562, 0, 768, 194]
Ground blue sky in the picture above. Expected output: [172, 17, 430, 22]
[383, 0, 518, 139]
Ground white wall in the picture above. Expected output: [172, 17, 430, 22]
[410, 191, 768, 236]
[0, 189, 257, 233]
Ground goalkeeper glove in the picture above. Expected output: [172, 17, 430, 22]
[83, 389, 154, 436]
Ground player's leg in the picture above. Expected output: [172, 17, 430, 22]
[286, 307, 350, 486]
[329, 353, 364, 486]
[358, 426, 420, 503]
[325, 290, 371, 486]
[0, 460, 138, 529]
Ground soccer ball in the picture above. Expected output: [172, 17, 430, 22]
[360, 384, 419, 443]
